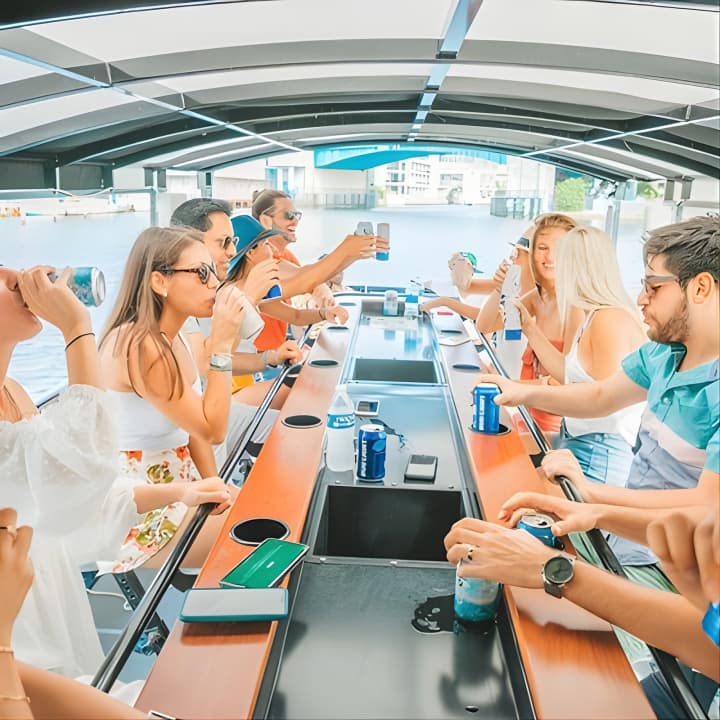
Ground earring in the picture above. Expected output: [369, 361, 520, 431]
[163, 290, 168, 298]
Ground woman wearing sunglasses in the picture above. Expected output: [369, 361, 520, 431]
[98, 226, 245, 574]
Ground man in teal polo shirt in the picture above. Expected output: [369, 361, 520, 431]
[480, 214, 719, 572]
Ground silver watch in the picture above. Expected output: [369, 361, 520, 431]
[208, 353, 232, 372]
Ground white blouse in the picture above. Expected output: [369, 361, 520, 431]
[0, 385, 140, 677]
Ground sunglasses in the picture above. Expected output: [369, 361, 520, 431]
[639, 274, 679, 297]
[264, 209, 302, 222]
[219, 236, 237, 250]
[160, 262, 219, 285]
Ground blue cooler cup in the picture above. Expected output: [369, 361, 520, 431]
[49, 266, 106, 307]
[264, 283, 282, 300]
[454, 562, 500, 623]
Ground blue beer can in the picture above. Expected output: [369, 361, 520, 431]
[517, 513, 557, 547]
[454, 561, 500, 623]
[702, 602, 720, 647]
[49, 266, 106, 306]
[357, 423, 386, 481]
[472, 383, 500, 433]
[264, 283, 282, 299]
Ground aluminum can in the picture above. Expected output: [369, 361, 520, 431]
[357, 423, 386, 481]
[517, 513, 557, 547]
[454, 561, 499, 623]
[49, 266, 106, 306]
[702, 602, 720, 647]
[264, 283, 282, 299]
[472, 383, 500, 433]
[376, 222, 390, 261]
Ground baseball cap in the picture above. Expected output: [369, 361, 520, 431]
[227, 215, 283, 276]
[508, 236, 530, 252]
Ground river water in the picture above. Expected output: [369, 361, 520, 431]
[3, 205, 645, 401]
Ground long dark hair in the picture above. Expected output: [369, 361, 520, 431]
[99, 226, 204, 400]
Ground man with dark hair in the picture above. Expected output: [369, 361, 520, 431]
[171, 198, 237, 281]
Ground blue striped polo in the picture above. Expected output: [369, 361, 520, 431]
[608, 341, 719, 565]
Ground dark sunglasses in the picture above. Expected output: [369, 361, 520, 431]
[220, 236, 237, 250]
[159, 262, 218, 285]
[264, 209, 302, 222]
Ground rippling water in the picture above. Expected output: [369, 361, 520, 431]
[3, 205, 645, 402]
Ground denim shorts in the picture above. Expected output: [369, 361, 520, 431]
[553, 421, 634, 487]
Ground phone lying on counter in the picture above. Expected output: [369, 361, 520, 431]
[219, 537, 309, 589]
[180, 587, 288, 623]
[355, 399, 380, 417]
[404, 454, 438, 482]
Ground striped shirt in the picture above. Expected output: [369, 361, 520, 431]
[608, 342, 719, 565]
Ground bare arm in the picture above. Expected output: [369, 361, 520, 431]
[188, 435, 219, 478]
[420, 296, 480, 319]
[586, 308, 646, 381]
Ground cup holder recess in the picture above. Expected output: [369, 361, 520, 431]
[452, 363, 481, 371]
[282, 364, 303, 389]
[338, 301, 356, 307]
[309, 359, 338, 368]
[469, 422, 511, 436]
[282, 414, 323, 429]
[441, 328, 463, 334]
[325, 325, 349, 331]
[230, 517, 290, 546]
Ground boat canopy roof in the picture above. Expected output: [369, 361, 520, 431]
[0, 0, 718, 186]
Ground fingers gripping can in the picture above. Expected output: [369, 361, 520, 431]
[357, 423, 386, 481]
[472, 383, 500, 433]
[454, 561, 500, 623]
[517, 513, 557, 547]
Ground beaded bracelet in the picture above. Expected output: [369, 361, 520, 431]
[64, 331, 95, 352]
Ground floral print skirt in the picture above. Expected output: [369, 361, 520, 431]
[110, 445, 200, 573]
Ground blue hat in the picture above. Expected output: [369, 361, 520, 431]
[227, 215, 282, 276]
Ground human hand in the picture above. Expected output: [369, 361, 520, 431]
[498, 491, 601, 536]
[209, 286, 245, 353]
[420, 296, 448, 313]
[492, 260, 512, 293]
[540, 450, 594, 500]
[513, 299, 538, 338]
[340, 234, 386, 261]
[17, 266, 90, 341]
[312, 284, 335, 308]
[180, 478, 235, 515]
[473, 374, 529, 408]
[444, 517, 555, 589]
[0, 508, 34, 645]
[273, 340, 303, 366]
[243, 258, 280, 305]
[448, 253, 473, 291]
[647, 508, 720, 612]
[323, 305, 349, 324]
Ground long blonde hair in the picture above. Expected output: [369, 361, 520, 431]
[529, 213, 578, 296]
[555, 225, 641, 330]
[99, 226, 204, 399]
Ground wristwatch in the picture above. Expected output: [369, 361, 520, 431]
[208, 353, 232, 372]
[542, 555, 575, 598]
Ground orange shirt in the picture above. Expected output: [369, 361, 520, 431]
[520, 340, 564, 434]
[253, 247, 301, 352]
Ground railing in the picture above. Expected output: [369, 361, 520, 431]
[474, 331, 708, 720]
[91, 330, 312, 692]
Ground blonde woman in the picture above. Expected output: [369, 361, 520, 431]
[516, 225, 647, 485]
[99, 226, 244, 573]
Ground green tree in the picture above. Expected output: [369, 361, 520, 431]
[554, 177, 587, 212]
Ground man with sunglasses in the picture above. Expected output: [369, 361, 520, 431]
[476, 214, 719, 572]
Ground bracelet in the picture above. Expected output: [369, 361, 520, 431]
[0, 694, 30, 703]
[318, 307, 327, 321]
[263, 350, 278, 368]
[64, 331, 95, 352]
[0, 646, 13, 654]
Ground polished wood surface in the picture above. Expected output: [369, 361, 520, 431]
[137, 312, 653, 719]
[440, 339, 654, 719]
[136, 327, 351, 720]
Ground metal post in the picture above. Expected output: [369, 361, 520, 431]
[149, 187, 158, 226]
[473, 332, 708, 720]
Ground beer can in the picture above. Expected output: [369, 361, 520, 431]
[376, 222, 390, 261]
[517, 513, 557, 547]
[454, 561, 499, 623]
[264, 283, 282, 299]
[357, 423, 386, 481]
[702, 602, 720, 647]
[472, 383, 500, 433]
[50, 266, 106, 307]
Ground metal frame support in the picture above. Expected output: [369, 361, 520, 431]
[604, 181, 624, 245]
[197, 170, 213, 198]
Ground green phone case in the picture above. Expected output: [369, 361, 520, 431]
[219, 538, 309, 589]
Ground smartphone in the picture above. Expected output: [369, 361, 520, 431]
[179, 587, 288, 623]
[219, 538, 309, 589]
[404, 454, 438, 482]
[355, 399, 380, 417]
[355, 221, 374, 235]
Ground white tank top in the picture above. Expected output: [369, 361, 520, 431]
[108, 333, 203, 452]
[564, 309, 644, 446]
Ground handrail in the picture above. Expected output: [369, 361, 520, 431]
[91, 327, 313, 693]
[474, 332, 707, 720]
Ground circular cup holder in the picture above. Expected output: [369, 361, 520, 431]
[282, 364, 303, 389]
[338, 301, 357, 307]
[452, 362, 481, 371]
[230, 517, 289, 546]
[325, 325, 349, 331]
[309, 358, 338, 368]
[469, 422, 511, 436]
[441, 328, 463, 334]
[282, 414, 323, 429]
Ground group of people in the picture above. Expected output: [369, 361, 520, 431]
[436, 214, 719, 717]
[0, 191, 389, 716]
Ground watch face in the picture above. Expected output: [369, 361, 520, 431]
[545, 556, 574, 584]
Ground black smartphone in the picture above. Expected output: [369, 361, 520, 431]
[179, 587, 288, 623]
[219, 538, 309, 589]
[355, 399, 380, 417]
[404, 454, 438, 481]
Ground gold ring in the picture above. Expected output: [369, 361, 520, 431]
[0, 525, 17, 537]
